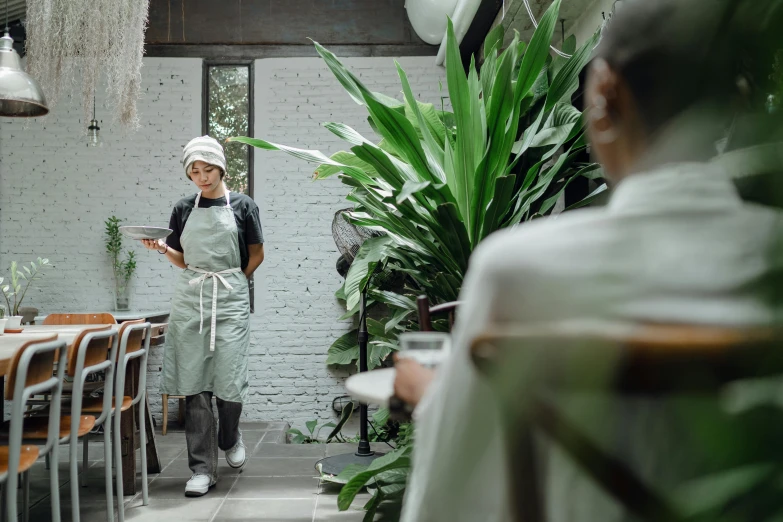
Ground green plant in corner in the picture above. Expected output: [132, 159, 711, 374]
[230, 0, 604, 374]
[0, 258, 51, 317]
[105, 216, 137, 311]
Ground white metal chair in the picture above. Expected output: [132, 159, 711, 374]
[1, 336, 66, 522]
[32, 326, 118, 522]
[113, 320, 151, 521]
[80, 320, 151, 521]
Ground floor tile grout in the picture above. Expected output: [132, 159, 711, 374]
[208, 472, 242, 522]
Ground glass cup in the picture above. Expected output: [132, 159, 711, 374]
[397, 331, 451, 368]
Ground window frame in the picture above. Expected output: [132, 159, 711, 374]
[202, 60, 256, 312]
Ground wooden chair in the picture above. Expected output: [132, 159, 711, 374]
[416, 296, 462, 332]
[469, 322, 783, 522]
[42, 313, 117, 326]
[1, 336, 66, 522]
[28, 326, 118, 522]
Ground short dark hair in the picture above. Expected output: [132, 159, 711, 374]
[595, 0, 781, 134]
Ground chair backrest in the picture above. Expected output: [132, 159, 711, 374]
[115, 319, 152, 404]
[4, 336, 66, 518]
[43, 313, 117, 325]
[5, 334, 59, 401]
[416, 296, 462, 332]
[67, 325, 115, 376]
[469, 321, 783, 522]
[118, 319, 146, 358]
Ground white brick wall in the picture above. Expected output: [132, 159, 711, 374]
[0, 55, 446, 430]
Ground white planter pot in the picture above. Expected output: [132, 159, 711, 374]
[405, 0, 459, 45]
[0, 319, 7, 334]
[6, 316, 23, 329]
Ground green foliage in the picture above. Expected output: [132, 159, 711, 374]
[231, 3, 601, 517]
[105, 216, 137, 294]
[208, 66, 250, 194]
[0, 258, 51, 316]
[230, 4, 603, 373]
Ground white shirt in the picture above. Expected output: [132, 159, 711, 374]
[401, 150, 783, 522]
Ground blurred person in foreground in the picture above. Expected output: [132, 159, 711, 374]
[398, 1, 783, 521]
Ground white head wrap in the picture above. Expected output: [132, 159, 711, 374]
[182, 135, 227, 177]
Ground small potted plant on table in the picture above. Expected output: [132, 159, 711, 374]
[1, 258, 51, 328]
[105, 216, 137, 311]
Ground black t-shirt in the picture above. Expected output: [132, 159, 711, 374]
[167, 192, 264, 270]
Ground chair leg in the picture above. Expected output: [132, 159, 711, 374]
[161, 395, 168, 436]
[70, 438, 81, 522]
[140, 397, 149, 506]
[81, 437, 88, 488]
[49, 445, 61, 522]
[1, 483, 7, 522]
[22, 471, 29, 522]
[114, 410, 125, 522]
[104, 421, 114, 522]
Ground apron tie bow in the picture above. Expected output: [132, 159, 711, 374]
[188, 266, 243, 351]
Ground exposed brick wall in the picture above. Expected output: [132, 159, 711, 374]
[0, 55, 446, 430]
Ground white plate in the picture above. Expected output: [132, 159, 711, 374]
[119, 226, 173, 240]
[345, 368, 395, 406]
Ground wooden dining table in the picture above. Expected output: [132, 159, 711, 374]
[0, 325, 161, 495]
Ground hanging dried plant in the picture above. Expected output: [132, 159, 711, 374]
[25, 0, 149, 128]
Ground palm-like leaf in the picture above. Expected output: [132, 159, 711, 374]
[230, 9, 603, 369]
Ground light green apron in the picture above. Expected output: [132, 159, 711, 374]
[162, 186, 250, 403]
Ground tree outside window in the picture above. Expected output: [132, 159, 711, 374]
[206, 64, 252, 194]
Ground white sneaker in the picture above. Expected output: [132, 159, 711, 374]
[185, 474, 215, 497]
[225, 431, 247, 469]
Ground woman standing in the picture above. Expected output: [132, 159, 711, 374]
[142, 135, 264, 497]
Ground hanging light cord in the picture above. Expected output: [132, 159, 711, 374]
[4, 0, 9, 34]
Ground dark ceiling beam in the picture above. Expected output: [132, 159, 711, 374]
[145, 43, 438, 60]
[460, 0, 504, 66]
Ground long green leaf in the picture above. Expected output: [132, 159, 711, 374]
[312, 40, 404, 109]
[514, 0, 561, 105]
[314, 151, 379, 181]
[229, 136, 375, 186]
[345, 236, 391, 310]
[445, 18, 479, 237]
[323, 122, 373, 146]
[483, 24, 504, 61]
[545, 30, 600, 112]
[565, 183, 608, 210]
[327, 330, 359, 366]
[338, 448, 412, 510]
[326, 401, 356, 443]
[396, 180, 431, 204]
[369, 290, 417, 311]
[396, 61, 445, 173]
[529, 103, 581, 148]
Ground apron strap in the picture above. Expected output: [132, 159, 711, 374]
[188, 266, 243, 351]
[194, 183, 231, 208]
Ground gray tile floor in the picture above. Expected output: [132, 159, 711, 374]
[21, 422, 385, 522]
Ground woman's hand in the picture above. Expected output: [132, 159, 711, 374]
[392, 353, 435, 408]
[141, 239, 166, 252]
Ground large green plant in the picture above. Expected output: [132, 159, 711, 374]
[231, 0, 603, 372]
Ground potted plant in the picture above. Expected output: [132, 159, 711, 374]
[1, 258, 51, 328]
[0, 306, 7, 334]
[105, 216, 137, 311]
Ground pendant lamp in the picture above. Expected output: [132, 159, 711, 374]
[0, 0, 48, 117]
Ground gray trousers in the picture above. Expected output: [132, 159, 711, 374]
[185, 391, 242, 476]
